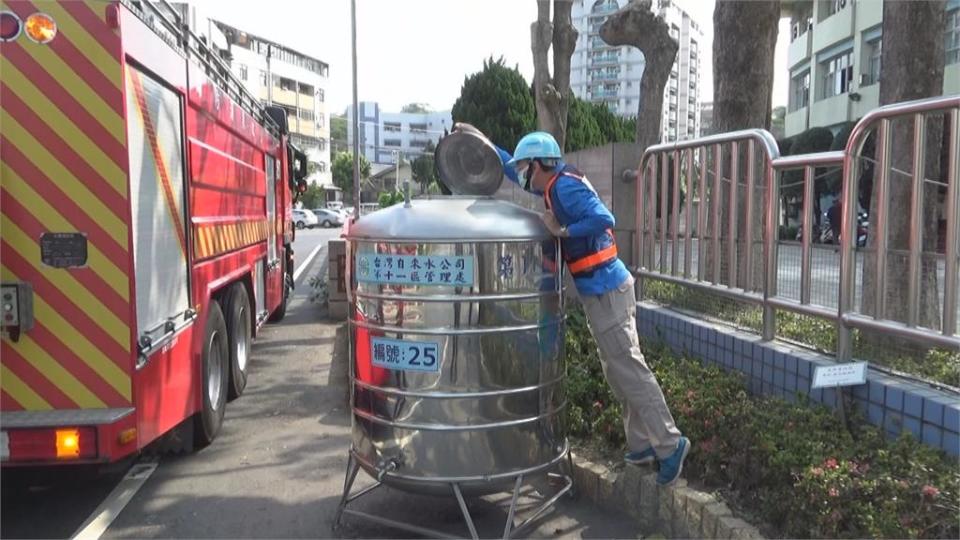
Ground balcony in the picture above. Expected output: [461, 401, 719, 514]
[590, 37, 613, 49]
[592, 3, 617, 15]
[592, 90, 619, 99]
[591, 72, 620, 82]
[787, 29, 811, 69]
[591, 53, 619, 65]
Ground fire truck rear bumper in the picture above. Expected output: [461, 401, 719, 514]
[1, 408, 136, 466]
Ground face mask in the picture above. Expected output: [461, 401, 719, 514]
[518, 162, 534, 191]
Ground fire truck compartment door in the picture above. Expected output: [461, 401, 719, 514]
[125, 66, 191, 351]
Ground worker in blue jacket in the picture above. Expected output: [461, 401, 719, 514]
[454, 124, 691, 486]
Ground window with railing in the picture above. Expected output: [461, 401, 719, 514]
[384, 139, 401, 147]
[862, 37, 881, 86]
[789, 69, 810, 111]
[238, 63, 248, 81]
[409, 139, 430, 148]
[384, 122, 401, 133]
[819, 0, 847, 22]
[819, 50, 853, 100]
[409, 123, 428, 134]
[946, 9, 960, 65]
[318, 88, 325, 102]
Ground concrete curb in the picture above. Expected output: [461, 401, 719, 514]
[570, 452, 765, 539]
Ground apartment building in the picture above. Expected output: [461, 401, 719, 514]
[344, 102, 452, 165]
[783, 0, 960, 137]
[214, 21, 332, 187]
[570, 0, 704, 141]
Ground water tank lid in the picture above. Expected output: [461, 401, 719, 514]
[346, 198, 550, 242]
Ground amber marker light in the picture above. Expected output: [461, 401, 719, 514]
[24, 12, 56, 44]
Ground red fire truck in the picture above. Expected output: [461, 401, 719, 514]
[0, 0, 307, 465]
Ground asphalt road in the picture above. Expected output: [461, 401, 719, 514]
[2, 225, 640, 539]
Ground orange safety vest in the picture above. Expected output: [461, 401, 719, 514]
[543, 171, 619, 276]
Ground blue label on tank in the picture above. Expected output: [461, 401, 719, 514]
[370, 337, 440, 373]
[356, 254, 473, 286]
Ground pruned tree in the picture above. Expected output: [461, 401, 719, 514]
[531, 0, 578, 148]
[709, 0, 781, 290]
[599, 0, 677, 155]
[862, 0, 947, 333]
[452, 56, 536, 153]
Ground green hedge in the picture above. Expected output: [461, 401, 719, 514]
[564, 307, 960, 538]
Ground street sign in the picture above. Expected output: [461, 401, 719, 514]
[811, 362, 867, 389]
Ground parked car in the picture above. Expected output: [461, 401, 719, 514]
[312, 208, 345, 228]
[292, 208, 318, 229]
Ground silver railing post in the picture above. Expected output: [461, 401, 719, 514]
[697, 148, 708, 282]
[763, 160, 779, 341]
[671, 150, 681, 275]
[660, 153, 669, 272]
[907, 113, 926, 328]
[944, 108, 960, 336]
[801, 165, 814, 305]
[684, 149, 695, 278]
[727, 141, 740, 289]
[744, 140, 757, 291]
[712, 143, 723, 285]
[873, 119, 892, 320]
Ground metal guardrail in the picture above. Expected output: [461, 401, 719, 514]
[636, 95, 960, 360]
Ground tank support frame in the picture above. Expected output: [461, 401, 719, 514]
[332, 447, 575, 539]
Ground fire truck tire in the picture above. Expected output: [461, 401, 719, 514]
[224, 284, 251, 400]
[269, 273, 292, 322]
[196, 300, 229, 447]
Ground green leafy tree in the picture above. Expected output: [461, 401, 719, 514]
[377, 191, 404, 208]
[451, 56, 535, 152]
[411, 140, 438, 193]
[565, 97, 636, 153]
[330, 115, 348, 153]
[298, 181, 325, 209]
[331, 152, 371, 204]
[400, 103, 430, 114]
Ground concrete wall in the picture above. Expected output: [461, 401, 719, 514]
[637, 302, 960, 457]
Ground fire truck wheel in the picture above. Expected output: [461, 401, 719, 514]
[269, 273, 291, 322]
[224, 284, 251, 400]
[196, 300, 229, 447]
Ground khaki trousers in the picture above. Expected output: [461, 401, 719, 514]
[580, 275, 681, 458]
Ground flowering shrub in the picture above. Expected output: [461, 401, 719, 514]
[563, 306, 960, 538]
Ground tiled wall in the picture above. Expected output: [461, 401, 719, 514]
[636, 302, 960, 457]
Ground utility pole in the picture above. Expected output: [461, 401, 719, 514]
[350, 0, 360, 215]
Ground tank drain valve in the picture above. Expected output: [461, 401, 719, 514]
[375, 457, 400, 481]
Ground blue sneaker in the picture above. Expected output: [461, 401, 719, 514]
[656, 437, 691, 486]
[624, 447, 656, 465]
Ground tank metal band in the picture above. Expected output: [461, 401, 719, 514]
[353, 375, 564, 399]
[352, 401, 567, 432]
[354, 290, 557, 303]
[349, 318, 557, 335]
[349, 440, 570, 484]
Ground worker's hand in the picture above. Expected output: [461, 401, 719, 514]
[541, 211, 568, 237]
[453, 122, 482, 137]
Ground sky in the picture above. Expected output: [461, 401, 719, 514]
[196, 0, 791, 115]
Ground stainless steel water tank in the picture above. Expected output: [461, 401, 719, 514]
[345, 197, 566, 496]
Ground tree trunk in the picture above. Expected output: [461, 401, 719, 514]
[532, 0, 578, 149]
[862, 0, 946, 335]
[710, 0, 781, 289]
[599, 0, 677, 159]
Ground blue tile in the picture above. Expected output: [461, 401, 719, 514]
[724, 350, 734, 367]
[786, 355, 798, 375]
[903, 416, 922, 439]
[823, 388, 837, 408]
[853, 381, 869, 400]
[762, 382, 772, 395]
[885, 387, 904, 411]
[868, 403, 884, 426]
[786, 373, 798, 392]
[799, 378, 812, 393]
[869, 381, 886, 405]
[884, 411, 904, 435]
[923, 399, 944, 424]
[774, 352, 786, 370]
[764, 364, 774, 383]
[774, 369, 785, 389]
[922, 423, 943, 447]
[944, 431, 960, 457]
[750, 378, 762, 394]
[944, 404, 960, 432]
[725, 334, 734, 351]
[904, 392, 923, 418]
[763, 347, 774, 364]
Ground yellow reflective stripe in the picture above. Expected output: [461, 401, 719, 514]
[18, 37, 124, 144]
[3, 62, 126, 196]
[0, 219, 130, 351]
[13, 335, 107, 408]
[0, 365, 53, 411]
[39, 1, 120, 91]
[1, 265, 132, 401]
[1, 166, 129, 300]
[1, 115, 128, 247]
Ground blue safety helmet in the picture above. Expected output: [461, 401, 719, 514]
[506, 132, 562, 190]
